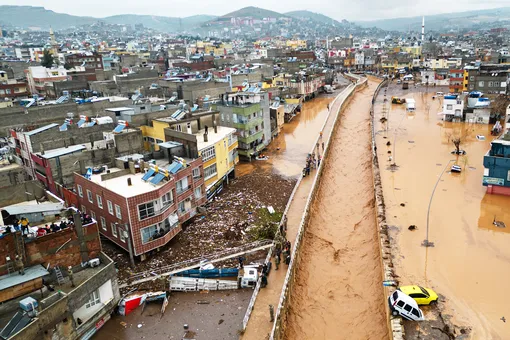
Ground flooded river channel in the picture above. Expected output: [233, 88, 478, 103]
[284, 80, 389, 339]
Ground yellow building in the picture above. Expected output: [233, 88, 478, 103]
[141, 119, 238, 197]
[286, 40, 307, 49]
[401, 46, 422, 58]
[195, 126, 238, 192]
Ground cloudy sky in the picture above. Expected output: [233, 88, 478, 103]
[2, 0, 509, 21]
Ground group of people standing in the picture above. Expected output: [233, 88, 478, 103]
[302, 131, 324, 177]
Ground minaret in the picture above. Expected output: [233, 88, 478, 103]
[49, 27, 58, 57]
[421, 16, 425, 43]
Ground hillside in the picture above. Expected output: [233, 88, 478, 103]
[221, 6, 287, 19]
[104, 14, 216, 32]
[0, 5, 216, 32]
[285, 10, 341, 26]
[356, 7, 510, 31]
[0, 6, 96, 29]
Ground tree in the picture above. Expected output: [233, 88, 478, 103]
[491, 94, 510, 119]
[40, 49, 54, 68]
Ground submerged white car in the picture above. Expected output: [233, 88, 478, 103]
[388, 290, 425, 321]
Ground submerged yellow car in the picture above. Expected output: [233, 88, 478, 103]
[398, 285, 438, 305]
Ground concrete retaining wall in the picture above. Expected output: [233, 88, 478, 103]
[269, 76, 366, 339]
[368, 76, 405, 339]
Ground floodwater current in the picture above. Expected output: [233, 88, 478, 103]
[283, 80, 389, 339]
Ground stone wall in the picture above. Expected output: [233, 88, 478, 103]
[0, 180, 45, 206]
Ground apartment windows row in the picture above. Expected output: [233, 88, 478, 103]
[201, 145, 216, 162]
[137, 191, 174, 221]
[77, 184, 121, 218]
[478, 81, 502, 88]
[99, 215, 125, 242]
[143, 136, 164, 145]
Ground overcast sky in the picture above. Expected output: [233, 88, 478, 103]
[2, 0, 509, 21]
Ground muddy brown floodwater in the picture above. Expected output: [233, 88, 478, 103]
[374, 84, 510, 339]
[284, 80, 389, 340]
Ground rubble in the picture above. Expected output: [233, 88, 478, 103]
[103, 171, 296, 291]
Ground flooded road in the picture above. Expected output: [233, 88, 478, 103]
[374, 84, 510, 339]
[284, 80, 389, 339]
[236, 91, 347, 178]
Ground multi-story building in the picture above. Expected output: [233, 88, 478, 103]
[468, 65, 509, 94]
[441, 94, 464, 121]
[25, 66, 68, 97]
[14, 46, 44, 61]
[215, 91, 271, 160]
[483, 134, 510, 196]
[0, 79, 28, 101]
[142, 111, 239, 199]
[75, 150, 206, 259]
[65, 52, 104, 70]
[449, 69, 464, 93]
[0, 199, 120, 340]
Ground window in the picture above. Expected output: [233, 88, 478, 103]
[507, 170, 510, 181]
[488, 81, 494, 87]
[100, 217, 107, 231]
[396, 300, 405, 307]
[111, 223, 117, 237]
[85, 289, 100, 308]
[90, 210, 96, 221]
[156, 139, 163, 144]
[194, 186, 201, 199]
[221, 113, 224, 122]
[494, 81, 500, 87]
[138, 202, 155, 220]
[176, 177, 189, 194]
[446, 104, 453, 110]
[81, 205, 86, 214]
[77, 185, 83, 197]
[107, 200, 113, 215]
[119, 226, 126, 243]
[178, 201, 185, 214]
[411, 308, 421, 318]
[96, 195, 103, 209]
[226, 114, 230, 122]
[478, 81, 484, 87]
[403, 304, 413, 312]
[115, 204, 122, 219]
[232, 113, 238, 123]
[470, 76, 475, 81]
[204, 164, 217, 180]
[192, 168, 200, 179]
[141, 224, 158, 244]
[87, 190, 93, 203]
[201, 146, 216, 162]
[162, 192, 173, 206]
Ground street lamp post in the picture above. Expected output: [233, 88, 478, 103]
[422, 159, 456, 247]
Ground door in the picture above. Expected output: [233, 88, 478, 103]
[402, 304, 415, 320]
[409, 292, 428, 305]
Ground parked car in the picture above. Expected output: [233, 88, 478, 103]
[388, 290, 425, 321]
[398, 285, 438, 305]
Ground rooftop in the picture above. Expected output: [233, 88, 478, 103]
[37, 145, 86, 159]
[196, 126, 236, 151]
[0, 265, 49, 292]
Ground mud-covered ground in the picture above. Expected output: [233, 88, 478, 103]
[103, 171, 296, 291]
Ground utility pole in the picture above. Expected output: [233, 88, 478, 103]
[422, 159, 456, 247]
[117, 222, 135, 268]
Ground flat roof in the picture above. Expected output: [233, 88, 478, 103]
[24, 123, 59, 136]
[0, 265, 49, 291]
[89, 167, 168, 197]
[2, 199, 65, 215]
[105, 107, 133, 112]
[38, 145, 86, 159]
[196, 126, 236, 151]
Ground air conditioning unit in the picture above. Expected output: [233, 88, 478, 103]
[88, 258, 100, 267]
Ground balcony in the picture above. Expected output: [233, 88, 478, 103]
[233, 116, 263, 130]
[176, 185, 191, 196]
[238, 130, 264, 145]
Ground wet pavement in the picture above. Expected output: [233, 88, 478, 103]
[95, 290, 253, 340]
[374, 83, 510, 339]
[283, 80, 389, 340]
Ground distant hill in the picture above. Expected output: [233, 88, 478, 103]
[285, 10, 341, 26]
[356, 7, 510, 31]
[104, 14, 217, 32]
[0, 6, 96, 29]
[221, 6, 288, 19]
[0, 5, 216, 32]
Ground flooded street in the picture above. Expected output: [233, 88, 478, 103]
[284, 80, 389, 339]
[374, 84, 510, 339]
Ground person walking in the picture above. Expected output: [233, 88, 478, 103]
[15, 255, 24, 275]
[269, 305, 275, 322]
[318, 155, 322, 167]
[322, 141, 325, 151]
[275, 255, 280, 270]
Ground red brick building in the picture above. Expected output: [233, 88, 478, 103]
[75, 154, 206, 259]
